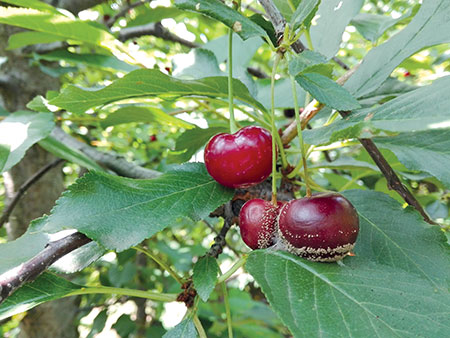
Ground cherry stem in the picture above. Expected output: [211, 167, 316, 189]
[289, 73, 311, 197]
[222, 282, 233, 338]
[270, 53, 282, 205]
[228, 28, 238, 134]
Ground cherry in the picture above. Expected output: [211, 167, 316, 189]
[239, 199, 282, 249]
[150, 135, 157, 142]
[204, 126, 272, 188]
[278, 192, 359, 262]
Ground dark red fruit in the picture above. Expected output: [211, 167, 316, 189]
[404, 71, 411, 77]
[239, 199, 282, 249]
[150, 135, 157, 142]
[204, 126, 272, 188]
[103, 14, 111, 22]
[278, 193, 359, 262]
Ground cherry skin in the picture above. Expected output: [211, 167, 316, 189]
[239, 199, 282, 249]
[204, 126, 272, 188]
[278, 192, 359, 262]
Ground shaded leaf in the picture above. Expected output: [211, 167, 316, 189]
[345, 0, 450, 97]
[50, 69, 266, 114]
[0, 111, 54, 173]
[295, 73, 361, 110]
[288, 50, 328, 76]
[256, 78, 306, 109]
[175, 0, 267, 41]
[100, 106, 194, 129]
[7, 31, 63, 50]
[193, 256, 219, 302]
[172, 48, 222, 79]
[1, 0, 59, 13]
[163, 318, 197, 338]
[0, 273, 82, 320]
[168, 126, 228, 163]
[290, 0, 320, 29]
[31, 163, 234, 251]
[374, 129, 450, 188]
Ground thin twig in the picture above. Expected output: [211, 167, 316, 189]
[0, 232, 92, 304]
[0, 158, 64, 228]
[105, 0, 150, 28]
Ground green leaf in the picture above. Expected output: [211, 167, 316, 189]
[351, 11, 412, 43]
[272, 0, 300, 22]
[175, 0, 267, 41]
[288, 50, 328, 76]
[374, 129, 450, 188]
[0, 144, 10, 172]
[246, 251, 449, 338]
[0, 111, 54, 173]
[36, 50, 139, 72]
[32, 163, 234, 251]
[345, 0, 450, 98]
[168, 126, 228, 163]
[0, 7, 133, 64]
[0, 0, 59, 13]
[7, 31, 64, 50]
[304, 75, 450, 145]
[172, 48, 222, 79]
[307, 0, 363, 59]
[246, 190, 450, 337]
[50, 69, 266, 114]
[256, 78, 306, 109]
[193, 256, 220, 302]
[38, 135, 105, 171]
[163, 318, 198, 338]
[100, 106, 194, 129]
[0, 273, 82, 321]
[290, 0, 320, 29]
[295, 73, 361, 110]
[358, 77, 417, 107]
[309, 157, 379, 172]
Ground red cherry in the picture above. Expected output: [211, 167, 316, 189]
[103, 14, 111, 22]
[278, 192, 359, 262]
[150, 135, 157, 142]
[239, 199, 282, 249]
[204, 126, 272, 188]
[404, 71, 411, 77]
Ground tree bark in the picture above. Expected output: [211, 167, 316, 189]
[0, 22, 79, 338]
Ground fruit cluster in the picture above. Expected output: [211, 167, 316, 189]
[204, 126, 359, 262]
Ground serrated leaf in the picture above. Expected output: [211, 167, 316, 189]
[256, 78, 306, 110]
[288, 50, 328, 76]
[175, 0, 267, 41]
[36, 50, 139, 72]
[100, 106, 193, 129]
[168, 126, 228, 163]
[50, 69, 266, 114]
[0, 273, 82, 321]
[309, 157, 379, 172]
[0, 7, 134, 65]
[38, 135, 104, 171]
[290, 0, 320, 29]
[345, 0, 450, 98]
[193, 256, 220, 302]
[246, 190, 450, 337]
[246, 250, 449, 338]
[0, 111, 54, 173]
[374, 129, 450, 188]
[351, 10, 413, 43]
[295, 73, 361, 110]
[303, 75, 450, 145]
[163, 318, 198, 338]
[306, 0, 363, 59]
[358, 77, 417, 107]
[1, 0, 59, 13]
[7, 31, 64, 50]
[31, 163, 234, 251]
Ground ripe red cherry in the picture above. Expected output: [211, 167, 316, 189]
[278, 193, 359, 262]
[239, 199, 282, 249]
[150, 135, 157, 142]
[204, 126, 272, 188]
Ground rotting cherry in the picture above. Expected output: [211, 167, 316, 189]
[277, 192, 359, 262]
[239, 199, 282, 249]
[204, 126, 272, 188]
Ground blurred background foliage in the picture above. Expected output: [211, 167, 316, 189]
[1, 0, 449, 337]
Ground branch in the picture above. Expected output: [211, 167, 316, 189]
[105, 0, 150, 29]
[50, 127, 161, 179]
[207, 202, 234, 258]
[0, 232, 91, 305]
[0, 158, 64, 229]
[118, 22, 199, 48]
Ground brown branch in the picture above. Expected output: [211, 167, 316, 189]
[207, 202, 234, 258]
[105, 0, 150, 29]
[0, 232, 91, 305]
[118, 22, 199, 48]
[0, 159, 64, 229]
